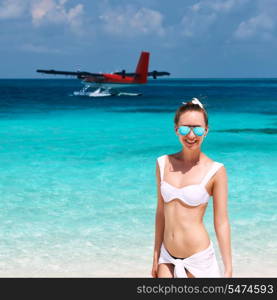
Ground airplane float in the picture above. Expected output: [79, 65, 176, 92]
[36, 51, 170, 97]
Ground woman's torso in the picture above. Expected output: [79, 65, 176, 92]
[159, 153, 218, 258]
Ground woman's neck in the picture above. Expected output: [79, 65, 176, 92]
[178, 149, 202, 166]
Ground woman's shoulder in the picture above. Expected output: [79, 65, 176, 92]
[203, 156, 226, 183]
[157, 152, 181, 163]
[202, 154, 224, 167]
[156, 154, 167, 161]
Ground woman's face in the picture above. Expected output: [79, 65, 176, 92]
[175, 111, 208, 150]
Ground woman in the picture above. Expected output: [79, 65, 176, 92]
[151, 98, 232, 278]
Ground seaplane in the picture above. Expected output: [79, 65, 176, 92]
[36, 51, 170, 97]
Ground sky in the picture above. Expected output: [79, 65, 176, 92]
[1, 0, 277, 78]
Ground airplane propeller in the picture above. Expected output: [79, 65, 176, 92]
[113, 69, 126, 78]
[152, 70, 158, 79]
[121, 69, 126, 78]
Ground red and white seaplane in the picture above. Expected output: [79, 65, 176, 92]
[36, 51, 170, 97]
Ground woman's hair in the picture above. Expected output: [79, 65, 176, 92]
[174, 98, 208, 126]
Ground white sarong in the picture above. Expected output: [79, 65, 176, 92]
[158, 241, 221, 278]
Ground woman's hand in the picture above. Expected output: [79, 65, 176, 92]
[151, 260, 158, 278]
[224, 269, 233, 277]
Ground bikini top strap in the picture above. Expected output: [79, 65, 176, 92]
[201, 162, 224, 186]
[157, 155, 166, 181]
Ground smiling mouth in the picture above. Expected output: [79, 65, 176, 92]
[185, 139, 197, 144]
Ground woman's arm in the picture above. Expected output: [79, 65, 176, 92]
[212, 166, 233, 277]
[151, 162, 165, 277]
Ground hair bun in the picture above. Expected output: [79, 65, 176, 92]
[182, 98, 204, 109]
[191, 98, 203, 108]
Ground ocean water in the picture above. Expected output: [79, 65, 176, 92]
[0, 78, 276, 277]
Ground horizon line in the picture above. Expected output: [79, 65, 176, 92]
[1, 77, 277, 80]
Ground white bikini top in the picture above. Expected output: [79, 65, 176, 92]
[157, 155, 224, 207]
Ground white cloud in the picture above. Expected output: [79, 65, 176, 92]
[99, 6, 165, 37]
[234, 14, 275, 40]
[232, 0, 277, 40]
[190, 3, 201, 12]
[209, 0, 249, 13]
[67, 4, 83, 35]
[181, 0, 251, 38]
[0, 0, 84, 35]
[190, 0, 250, 13]
[30, 0, 84, 35]
[20, 43, 62, 53]
[181, 12, 216, 37]
[31, 0, 55, 24]
[0, 0, 26, 19]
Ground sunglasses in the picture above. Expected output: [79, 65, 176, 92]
[178, 126, 205, 136]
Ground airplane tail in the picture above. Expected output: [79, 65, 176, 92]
[135, 51, 149, 83]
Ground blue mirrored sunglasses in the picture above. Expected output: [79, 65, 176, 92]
[178, 126, 205, 136]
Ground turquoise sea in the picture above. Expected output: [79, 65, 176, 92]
[0, 78, 276, 277]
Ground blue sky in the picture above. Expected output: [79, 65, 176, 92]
[1, 0, 277, 78]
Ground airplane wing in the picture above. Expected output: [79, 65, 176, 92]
[113, 70, 170, 78]
[36, 69, 104, 79]
[37, 69, 170, 79]
[113, 71, 136, 76]
[147, 71, 170, 79]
